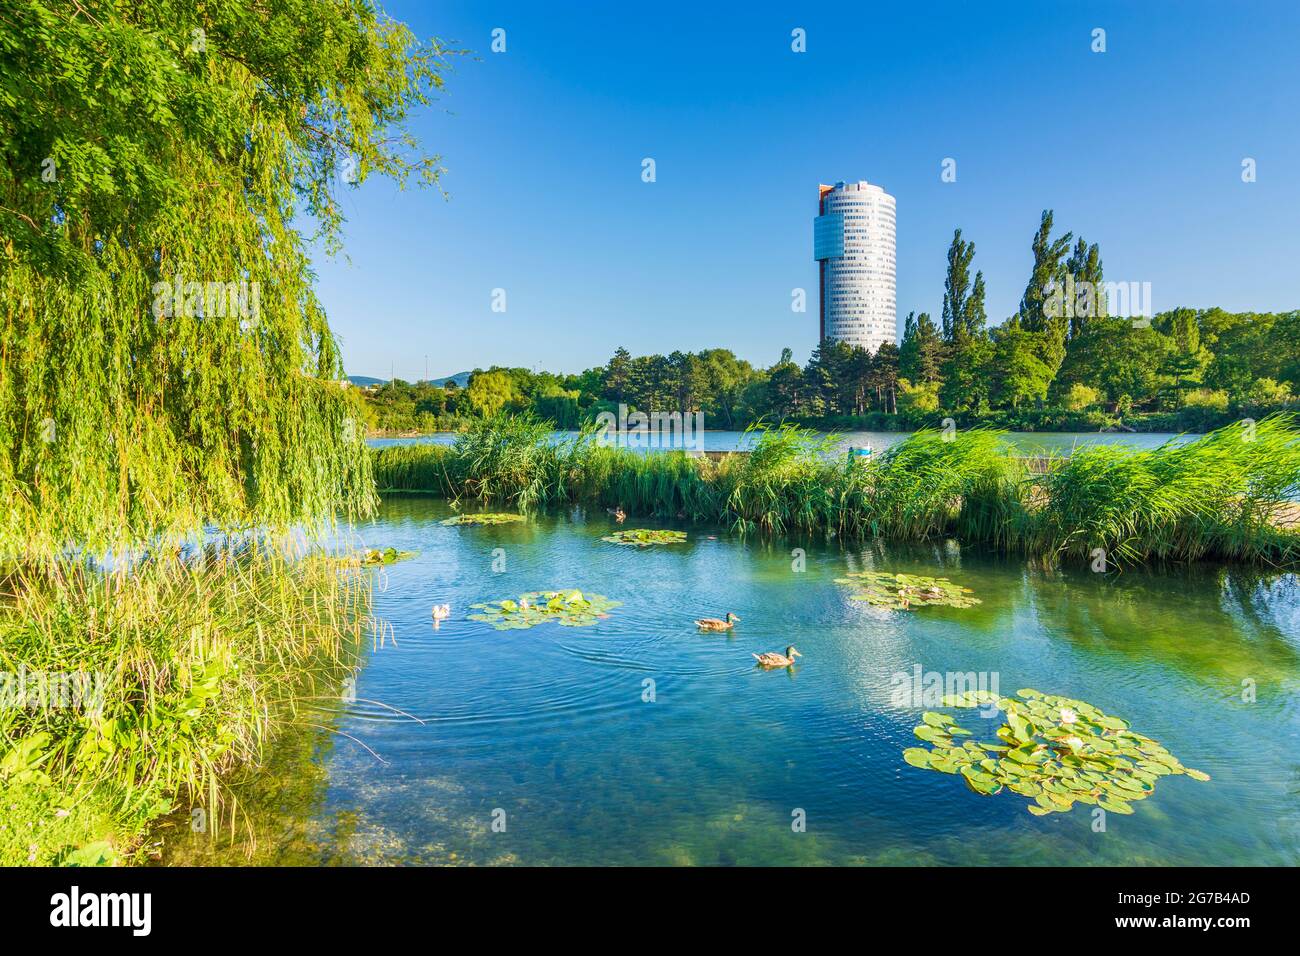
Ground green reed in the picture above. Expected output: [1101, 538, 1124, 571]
[372, 413, 1300, 568]
[0, 544, 369, 864]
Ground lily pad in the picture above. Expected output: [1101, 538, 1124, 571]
[441, 513, 527, 526]
[357, 547, 417, 565]
[900, 689, 1209, 817]
[902, 748, 933, 769]
[835, 571, 981, 611]
[601, 529, 688, 547]
[468, 590, 621, 630]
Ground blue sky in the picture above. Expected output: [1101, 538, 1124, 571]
[317, 1, 1300, 380]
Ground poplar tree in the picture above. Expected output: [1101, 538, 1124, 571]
[1017, 210, 1074, 375]
[941, 229, 976, 340]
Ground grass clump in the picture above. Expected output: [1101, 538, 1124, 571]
[1031, 415, 1300, 565]
[0, 545, 369, 864]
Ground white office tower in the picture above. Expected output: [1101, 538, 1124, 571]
[812, 181, 897, 353]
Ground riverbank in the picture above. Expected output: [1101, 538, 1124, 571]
[371, 414, 1300, 568]
[0, 548, 370, 865]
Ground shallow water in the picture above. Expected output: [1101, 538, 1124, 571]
[158, 497, 1300, 866]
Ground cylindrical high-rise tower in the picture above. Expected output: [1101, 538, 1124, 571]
[813, 181, 897, 353]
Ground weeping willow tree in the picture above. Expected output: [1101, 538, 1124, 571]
[0, 0, 454, 558]
[0, 2, 456, 863]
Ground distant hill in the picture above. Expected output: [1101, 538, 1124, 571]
[347, 371, 471, 388]
[430, 371, 471, 388]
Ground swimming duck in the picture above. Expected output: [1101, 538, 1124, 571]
[431, 604, 451, 622]
[695, 612, 740, 631]
[607, 506, 626, 524]
[753, 646, 801, 668]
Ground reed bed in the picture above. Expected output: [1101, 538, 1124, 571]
[0, 544, 369, 864]
[373, 413, 1300, 568]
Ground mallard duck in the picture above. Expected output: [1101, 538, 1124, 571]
[753, 646, 801, 668]
[431, 604, 451, 621]
[695, 612, 740, 631]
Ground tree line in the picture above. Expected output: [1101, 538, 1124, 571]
[364, 210, 1298, 434]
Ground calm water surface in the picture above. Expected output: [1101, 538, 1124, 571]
[159, 497, 1300, 866]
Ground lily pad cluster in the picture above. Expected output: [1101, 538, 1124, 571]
[601, 529, 688, 547]
[835, 571, 981, 610]
[359, 547, 417, 565]
[468, 590, 622, 630]
[441, 513, 527, 526]
[902, 689, 1210, 816]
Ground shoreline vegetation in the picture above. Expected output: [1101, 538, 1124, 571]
[372, 413, 1300, 569]
[357, 302, 1299, 438]
[0, 2, 447, 866]
[0, 546, 370, 865]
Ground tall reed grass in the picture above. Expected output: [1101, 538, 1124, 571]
[0, 543, 369, 864]
[373, 413, 1300, 567]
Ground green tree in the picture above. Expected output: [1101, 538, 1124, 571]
[900, 311, 943, 385]
[990, 323, 1054, 409]
[941, 229, 978, 340]
[466, 370, 522, 417]
[0, 0, 455, 554]
[1065, 237, 1106, 337]
[1018, 210, 1074, 376]
[766, 356, 805, 419]
[939, 333, 995, 415]
[871, 342, 900, 414]
[1053, 317, 1169, 408]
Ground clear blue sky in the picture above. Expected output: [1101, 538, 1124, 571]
[317, 1, 1300, 380]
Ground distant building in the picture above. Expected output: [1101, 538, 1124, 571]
[813, 180, 897, 353]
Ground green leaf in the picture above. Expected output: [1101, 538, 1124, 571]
[902, 748, 933, 769]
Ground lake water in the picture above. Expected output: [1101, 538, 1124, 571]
[368, 430, 1198, 455]
[156, 497, 1300, 866]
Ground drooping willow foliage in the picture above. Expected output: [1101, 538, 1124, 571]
[0, 0, 457, 558]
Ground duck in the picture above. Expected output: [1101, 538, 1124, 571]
[431, 604, 451, 623]
[753, 646, 802, 668]
[607, 506, 626, 524]
[695, 612, 740, 631]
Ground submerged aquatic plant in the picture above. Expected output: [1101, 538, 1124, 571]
[601, 529, 688, 547]
[468, 590, 621, 629]
[901, 689, 1210, 815]
[440, 513, 527, 527]
[835, 571, 981, 610]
